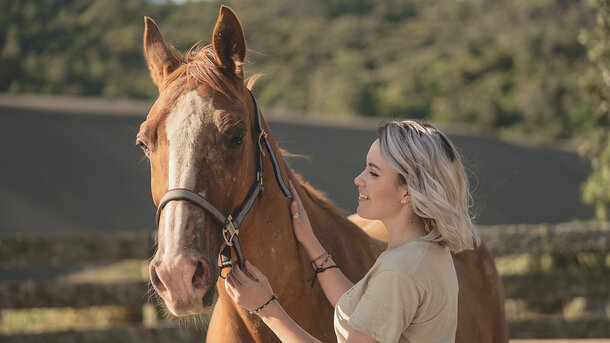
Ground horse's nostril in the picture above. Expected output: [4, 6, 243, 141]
[192, 261, 206, 289]
[150, 265, 166, 293]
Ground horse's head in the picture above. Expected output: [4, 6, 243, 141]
[137, 6, 257, 316]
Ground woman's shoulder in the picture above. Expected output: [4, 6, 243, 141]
[374, 238, 452, 279]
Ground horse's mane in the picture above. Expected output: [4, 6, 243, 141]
[160, 43, 245, 102]
[291, 173, 349, 221]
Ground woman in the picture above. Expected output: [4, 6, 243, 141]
[224, 120, 480, 342]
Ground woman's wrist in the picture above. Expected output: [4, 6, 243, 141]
[248, 293, 278, 315]
[257, 298, 283, 320]
[301, 238, 325, 260]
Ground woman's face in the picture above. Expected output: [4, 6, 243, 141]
[354, 139, 407, 221]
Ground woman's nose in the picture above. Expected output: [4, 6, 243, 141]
[354, 171, 364, 187]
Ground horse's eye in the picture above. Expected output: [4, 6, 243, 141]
[231, 132, 245, 145]
[136, 140, 151, 154]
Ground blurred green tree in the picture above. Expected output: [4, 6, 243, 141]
[0, 0, 599, 141]
[578, 0, 610, 220]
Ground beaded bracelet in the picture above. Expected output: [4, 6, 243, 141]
[248, 294, 278, 315]
[311, 251, 329, 264]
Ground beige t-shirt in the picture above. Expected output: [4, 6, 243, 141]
[334, 238, 458, 343]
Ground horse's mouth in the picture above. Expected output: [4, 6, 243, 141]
[150, 267, 220, 317]
[160, 285, 217, 317]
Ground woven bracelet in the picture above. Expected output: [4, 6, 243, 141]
[311, 253, 332, 271]
[248, 294, 278, 315]
[305, 265, 340, 287]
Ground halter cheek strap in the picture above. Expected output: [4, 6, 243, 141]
[155, 90, 292, 273]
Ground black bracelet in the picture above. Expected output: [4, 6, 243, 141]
[304, 265, 339, 288]
[311, 252, 332, 271]
[248, 294, 278, 315]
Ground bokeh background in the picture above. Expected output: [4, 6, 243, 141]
[0, 0, 609, 341]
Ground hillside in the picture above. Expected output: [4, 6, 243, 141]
[0, 0, 597, 139]
[0, 95, 594, 233]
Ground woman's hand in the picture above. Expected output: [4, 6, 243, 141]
[289, 181, 317, 246]
[225, 261, 275, 313]
[226, 262, 323, 343]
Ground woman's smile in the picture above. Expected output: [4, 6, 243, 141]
[358, 191, 371, 201]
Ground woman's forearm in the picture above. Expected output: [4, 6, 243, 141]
[302, 239, 354, 307]
[258, 301, 321, 343]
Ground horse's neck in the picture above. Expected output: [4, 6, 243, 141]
[266, 114, 380, 262]
[215, 122, 379, 342]
[250, 120, 381, 282]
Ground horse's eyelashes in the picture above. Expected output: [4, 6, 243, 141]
[136, 139, 151, 155]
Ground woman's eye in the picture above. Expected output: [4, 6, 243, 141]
[369, 171, 379, 177]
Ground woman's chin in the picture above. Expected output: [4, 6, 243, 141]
[356, 206, 370, 219]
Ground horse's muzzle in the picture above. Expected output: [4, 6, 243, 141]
[149, 253, 215, 316]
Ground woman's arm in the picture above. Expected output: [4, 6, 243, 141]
[289, 181, 354, 307]
[225, 262, 380, 343]
[225, 261, 321, 343]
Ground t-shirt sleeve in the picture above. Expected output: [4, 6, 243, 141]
[347, 270, 423, 343]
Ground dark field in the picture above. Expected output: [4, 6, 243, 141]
[0, 96, 594, 234]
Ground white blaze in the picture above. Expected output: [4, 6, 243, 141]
[162, 91, 214, 257]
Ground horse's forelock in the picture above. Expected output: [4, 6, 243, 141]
[159, 43, 245, 104]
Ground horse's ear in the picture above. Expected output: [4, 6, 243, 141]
[212, 6, 246, 79]
[143, 17, 181, 88]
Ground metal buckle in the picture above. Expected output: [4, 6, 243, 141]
[222, 215, 239, 247]
[258, 130, 268, 157]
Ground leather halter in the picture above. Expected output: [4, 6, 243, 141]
[155, 90, 292, 272]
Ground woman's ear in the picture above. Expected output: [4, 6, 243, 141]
[399, 184, 410, 204]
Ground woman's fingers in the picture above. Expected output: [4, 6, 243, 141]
[289, 181, 307, 215]
[245, 261, 266, 281]
[289, 180, 302, 205]
[226, 270, 242, 288]
[225, 272, 237, 290]
[224, 277, 236, 298]
[231, 265, 252, 285]
[223, 262, 277, 313]
[289, 180, 297, 196]
[291, 201, 300, 220]
[289, 181, 304, 219]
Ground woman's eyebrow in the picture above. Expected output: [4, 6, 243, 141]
[368, 162, 381, 170]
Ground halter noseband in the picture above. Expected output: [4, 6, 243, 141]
[155, 90, 292, 273]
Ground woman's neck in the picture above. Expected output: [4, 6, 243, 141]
[383, 213, 426, 250]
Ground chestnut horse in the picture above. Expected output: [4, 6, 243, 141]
[138, 6, 508, 342]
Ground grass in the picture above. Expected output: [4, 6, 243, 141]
[0, 306, 140, 335]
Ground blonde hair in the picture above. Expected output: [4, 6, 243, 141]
[377, 120, 480, 253]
